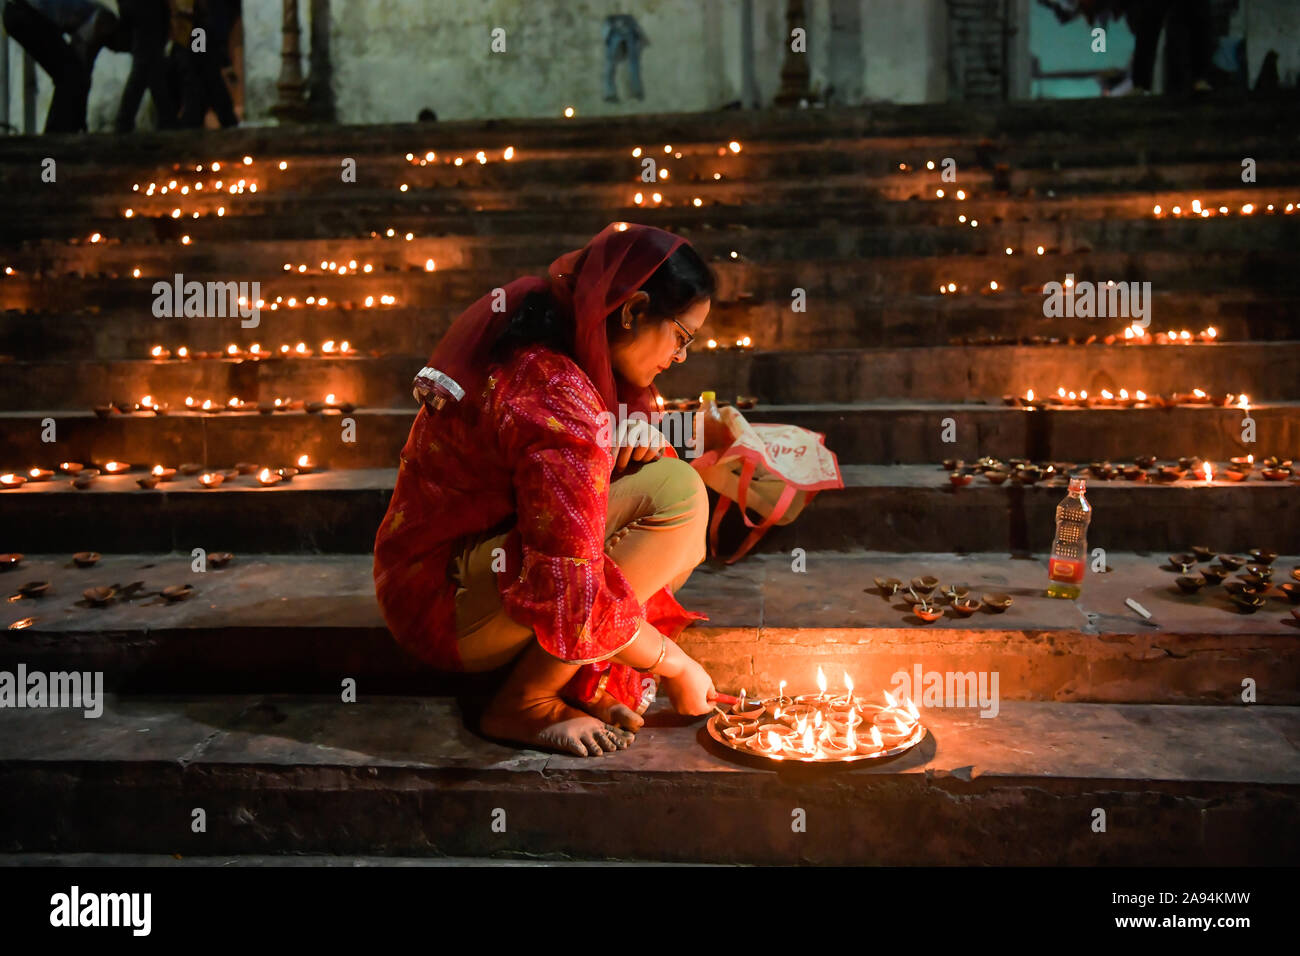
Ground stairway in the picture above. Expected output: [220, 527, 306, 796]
[1, 94, 1298, 864]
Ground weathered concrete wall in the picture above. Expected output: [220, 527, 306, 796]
[5, 0, 952, 131]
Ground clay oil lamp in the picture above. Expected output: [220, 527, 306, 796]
[1249, 549, 1278, 566]
[256, 467, 283, 487]
[1239, 573, 1270, 592]
[72, 474, 96, 489]
[221, 469, 240, 479]
[234, 461, 259, 475]
[295, 455, 316, 474]
[1168, 553, 1197, 573]
[198, 472, 224, 488]
[1226, 580, 1268, 598]
[93, 404, 114, 419]
[728, 689, 765, 722]
[1230, 592, 1265, 614]
[102, 460, 131, 475]
[911, 575, 940, 596]
[941, 584, 970, 603]
[736, 395, 757, 409]
[1134, 455, 1158, 469]
[942, 458, 960, 471]
[0, 554, 22, 571]
[1012, 466, 1042, 485]
[150, 345, 171, 360]
[208, 551, 234, 568]
[276, 466, 299, 482]
[83, 586, 116, 606]
[913, 602, 944, 623]
[0, 473, 26, 490]
[983, 593, 1013, 613]
[73, 551, 100, 567]
[949, 471, 973, 487]
[27, 468, 54, 482]
[178, 462, 203, 476]
[1262, 468, 1290, 481]
[1229, 455, 1254, 473]
[1292, 567, 1300, 584]
[984, 469, 1009, 485]
[874, 576, 902, 597]
[162, 584, 194, 602]
[1121, 464, 1144, 481]
[1175, 576, 1206, 594]
[1279, 583, 1300, 604]
[1154, 466, 1183, 483]
[1245, 564, 1274, 580]
[765, 681, 794, 717]
[1199, 566, 1228, 586]
[17, 581, 49, 598]
[722, 721, 758, 743]
[950, 596, 982, 616]
[136, 474, 160, 489]
[1224, 468, 1248, 482]
[1217, 554, 1246, 570]
[151, 465, 177, 482]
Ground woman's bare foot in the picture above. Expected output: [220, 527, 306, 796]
[571, 691, 645, 734]
[481, 694, 633, 757]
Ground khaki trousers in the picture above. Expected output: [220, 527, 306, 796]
[451, 456, 709, 672]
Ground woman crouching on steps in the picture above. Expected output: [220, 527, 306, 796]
[374, 223, 721, 757]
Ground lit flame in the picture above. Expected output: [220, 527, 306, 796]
[816, 666, 827, 696]
[258, 468, 271, 481]
[1203, 463, 1213, 482]
[766, 731, 781, 752]
[883, 689, 898, 709]
[844, 672, 854, 699]
[1025, 388, 1035, 401]
[1193, 388, 1206, 398]
[801, 725, 814, 752]
[297, 455, 310, 467]
[1237, 394, 1250, 410]
[152, 465, 164, 476]
[1135, 390, 1147, 401]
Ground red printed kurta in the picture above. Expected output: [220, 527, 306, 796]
[374, 344, 703, 712]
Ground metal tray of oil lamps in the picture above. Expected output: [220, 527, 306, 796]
[706, 695, 927, 764]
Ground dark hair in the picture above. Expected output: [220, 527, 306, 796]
[490, 243, 715, 364]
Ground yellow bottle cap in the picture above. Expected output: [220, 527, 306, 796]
[700, 390, 716, 402]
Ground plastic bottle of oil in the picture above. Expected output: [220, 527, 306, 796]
[696, 390, 732, 452]
[1046, 477, 1091, 599]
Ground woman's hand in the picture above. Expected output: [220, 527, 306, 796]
[661, 655, 717, 716]
[613, 418, 670, 474]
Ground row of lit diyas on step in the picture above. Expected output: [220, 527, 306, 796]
[712, 668, 924, 762]
[1003, 388, 1250, 409]
[657, 395, 757, 412]
[121, 156, 279, 221]
[148, 341, 359, 360]
[0, 457, 318, 491]
[90, 394, 355, 417]
[943, 454, 1296, 486]
[1151, 200, 1297, 218]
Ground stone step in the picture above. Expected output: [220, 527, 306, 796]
[5, 288, 1294, 360]
[2, 551, 1297, 705]
[0, 96, 1290, 197]
[4, 183, 1293, 249]
[0, 465, 1295, 554]
[0, 342, 1295, 409]
[0, 401, 1295, 468]
[0, 690, 1295, 864]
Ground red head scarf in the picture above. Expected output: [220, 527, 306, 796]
[413, 222, 687, 417]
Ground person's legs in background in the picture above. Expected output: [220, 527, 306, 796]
[2, 0, 90, 132]
[1127, 0, 1173, 92]
[114, 0, 175, 132]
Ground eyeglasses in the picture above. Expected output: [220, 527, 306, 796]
[671, 318, 695, 354]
